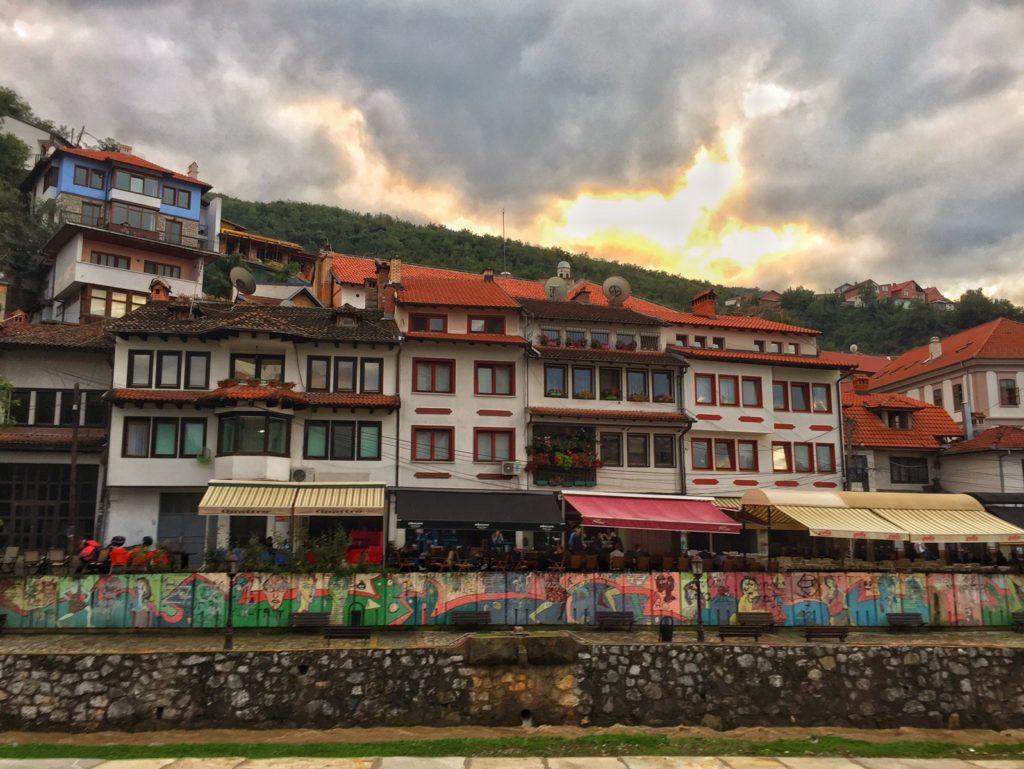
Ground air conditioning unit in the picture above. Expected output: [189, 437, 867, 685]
[500, 461, 521, 476]
[291, 467, 315, 482]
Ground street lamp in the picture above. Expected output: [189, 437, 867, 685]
[691, 557, 705, 643]
[224, 554, 238, 651]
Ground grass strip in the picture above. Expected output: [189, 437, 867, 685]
[0, 734, 1022, 760]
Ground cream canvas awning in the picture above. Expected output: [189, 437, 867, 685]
[774, 506, 907, 541]
[293, 484, 386, 517]
[873, 508, 1024, 544]
[199, 481, 386, 517]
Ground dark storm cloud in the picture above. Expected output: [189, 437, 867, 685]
[2, 0, 1023, 295]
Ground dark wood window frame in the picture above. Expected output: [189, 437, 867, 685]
[738, 439, 759, 471]
[179, 418, 208, 457]
[409, 313, 448, 333]
[113, 168, 159, 197]
[73, 164, 106, 190]
[544, 364, 568, 398]
[144, 260, 182, 278]
[627, 433, 650, 467]
[653, 434, 676, 468]
[626, 369, 649, 402]
[304, 420, 330, 460]
[161, 185, 192, 209]
[155, 351, 182, 389]
[127, 350, 153, 388]
[229, 353, 286, 382]
[90, 251, 130, 270]
[599, 367, 622, 401]
[122, 417, 151, 458]
[307, 356, 331, 392]
[333, 356, 357, 392]
[360, 358, 385, 394]
[468, 315, 506, 334]
[184, 352, 210, 390]
[652, 370, 674, 403]
[151, 417, 180, 458]
[600, 432, 623, 467]
[572, 365, 596, 400]
[217, 412, 291, 457]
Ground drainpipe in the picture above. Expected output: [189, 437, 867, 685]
[676, 366, 691, 495]
[835, 367, 856, 489]
[393, 342, 402, 490]
[961, 363, 974, 440]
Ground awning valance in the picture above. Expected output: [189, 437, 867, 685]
[563, 492, 740, 534]
[775, 505, 907, 541]
[394, 489, 562, 531]
[199, 481, 387, 517]
[293, 484, 386, 517]
[968, 493, 1024, 529]
[873, 508, 1024, 544]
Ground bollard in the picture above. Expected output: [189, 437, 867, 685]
[659, 615, 674, 643]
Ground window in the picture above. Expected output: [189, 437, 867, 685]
[218, 413, 290, 456]
[719, 375, 739, 406]
[128, 351, 153, 387]
[626, 370, 648, 401]
[332, 422, 358, 460]
[738, 440, 759, 471]
[360, 358, 383, 394]
[815, 444, 836, 473]
[770, 342, 783, 354]
[695, 374, 715, 405]
[545, 365, 567, 397]
[151, 418, 179, 458]
[476, 362, 514, 395]
[616, 333, 636, 351]
[693, 336, 706, 348]
[469, 316, 505, 334]
[952, 383, 964, 412]
[123, 418, 150, 458]
[590, 331, 610, 348]
[640, 334, 660, 351]
[326, 421, 382, 461]
[848, 454, 869, 483]
[790, 383, 810, 412]
[409, 314, 446, 332]
[83, 392, 106, 426]
[156, 351, 181, 388]
[691, 438, 712, 470]
[714, 439, 736, 470]
[652, 370, 673, 403]
[599, 368, 622, 400]
[811, 383, 832, 413]
[572, 366, 595, 399]
[754, 340, 766, 352]
[772, 442, 793, 472]
[741, 377, 762, 407]
[475, 429, 514, 462]
[540, 328, 561, 346]
[772, 381, 789, 411]
[7, 389, 30, 424]
[413, 427, 453, 461]
[145, 260, 181, 278]
[57, 390, 78, 426]
[675, 334, 689, 347]
[357, 422, 382, 460]
[999, 379, 1020, 407]
[307, 356, 330, 392]
[565, 329, 587, 347]
[90, 251, 130, 270]
[81, 202, 102, 226]
[73, 164, 105, 190]
[890, 457, 929, 485]
[334, 357, 356, 392]
[654, 434, 676, 467]
[113, 169, 158, 197]
[161, 186, 191, 209]
[711, 336, 725, 350]
[887, 411, 911, 429]
[414, 359, 454, 393]
[34, 391, 56, 424]
[794, 443, 813, 472]
[231, 354, 284, 382]
[788, 343, 800, 355]
[111, 202, 157, 231]
[600, 433, 622, 466]
[43, 165, 59, 191]
[304, 421, 329, 459]
[109, 290, 129, 318]
[180, 419, 207, 457]
[627, 434, 649, 467]
[932, 387, 943, 408]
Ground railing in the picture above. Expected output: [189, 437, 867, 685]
[63, 210, 204, 250]
[532, 467, 597, 487]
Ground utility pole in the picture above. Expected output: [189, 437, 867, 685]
[67, 384, 81, 554]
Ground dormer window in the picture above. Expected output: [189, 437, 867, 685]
[770, 342, 783, 354]
[616, 333, 636, 351]
[640, 334, 660, 351]
[540, 327, 561, 346]
[754, 340, 766, 352]
[590, 331, 610, 349]
[409, 314, 446, 332]
[565, 329, 587, 348]
[469, 316, 505, 334]
[887, 412, 911, 430]
[711, 336, 725, 350]
[692, 336, 706, 349]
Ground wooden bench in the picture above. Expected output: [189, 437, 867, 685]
[596, 611, 634, 631]
[736, 612, 775, 630]
[323, 625, 371, 645]
[450, 610, 491, 629]
[288, 612, 330, 632]
[804, 625, 849, 643]
[886, 612, 924, 632]
[718, 625, 765, 642]
[1011, 611, 1024, 632]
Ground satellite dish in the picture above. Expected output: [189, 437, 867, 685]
[602, 276, 632, 306]
[230, 266, 257, 295]
[544, 276, 568, 301]
[849, 344, 859, 353]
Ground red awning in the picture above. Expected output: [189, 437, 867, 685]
[563, 494, 741, 534]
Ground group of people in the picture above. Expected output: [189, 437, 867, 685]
[77, 535, 166, 573]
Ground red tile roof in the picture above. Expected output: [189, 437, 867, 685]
[404, 331, 528, 345]
[59, 147, 212, 188]
[398, 276, 520, 309]
[943, 425, 1024, 455]
[0, 426, 106, 450]
[669, 346, 853, 369]
[518, 297, 665, 326]
[870, 319, 1024, 390]
[196, 385, 309, 407]
[529, 406, 689, 423]
[817, 351, 890, 374]
[843, 392, 961, 450]
[0, 319, 113, 352]
[306, 393, 401, 409]
[536, 346, 684, 366]
[924, 287, 952, 304]
[107, 389, 204, 405]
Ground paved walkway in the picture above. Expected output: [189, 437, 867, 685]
[1, 758, 1022, 768]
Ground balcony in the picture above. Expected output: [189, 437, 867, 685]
[64, 211, 203, 250]
[532, 467, 597, 488]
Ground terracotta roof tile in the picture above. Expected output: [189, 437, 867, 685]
[843, 392, 961, 450]
[670, 346, 852, 369]
[0, 319, 113, 352]
[107, 389, 204, 405]
[529, 406, 689, 423]
[870, 319, 1024, 390]
[817, 351, 890, 374]
[307, 393, 400, 409]
[518, 297, 665, 326]
[943, 425, 1024, 455]
[404, 331, 528, 345]
[59, 147, 211, 188]
[536, 347, 684, 366]
[398, 276, 520, 309]
[0, 426, 106, 449]
[195, 385, 309, 407]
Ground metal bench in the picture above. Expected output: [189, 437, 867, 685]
[736, 612, 776, 630]
[323, 625, 371, 645]
[886, 612, 925, 632]
[804, 625, 849, 643]
[596, 611, 635, 630]
[718, 625, 765, 642]
[450, 610, 491, 629]
[288, 612, 331, 632]
[1011, 611, 1024, 632]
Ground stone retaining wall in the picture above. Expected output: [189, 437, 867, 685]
[1, 641, 1022, 731]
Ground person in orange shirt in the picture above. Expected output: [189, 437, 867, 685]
[108, 536, 130, 570]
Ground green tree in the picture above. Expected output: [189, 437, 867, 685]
[780, 286, 815, 313]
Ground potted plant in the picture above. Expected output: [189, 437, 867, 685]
[628, 392, 647, 402]
[576, 390, 594, 399]
[653, 393, 674, 403]
[601, 388, 621, 400]
[217, 378, 239, 388]
[546, 388, 565, 397]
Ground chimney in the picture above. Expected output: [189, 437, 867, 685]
[375, 261, 397, 315]
[691, 288, 717, 317]
[928, 336, 942, 360]
[116, 143, 134, 155]
[148, 278, 172, 302]
[852, 375, 870, 394]
[482, 268, 494, 282]
[363, 277, 379, 311]
[187, 161, 199, 179]
[387, 257, 402, 286]
[313, 247, 334, 308]
[6, 308, 28, 325]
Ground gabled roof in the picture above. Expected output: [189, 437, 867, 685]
[924, 287, 953, 304]
[817, 351, 890, 374]
[843, 392, 961, 450]
[653, 308, 820, 335]
[944, 425, 1024, 455]
[870, 318, 1024, 390]
[518, 298, 665, 326]
[56, 147, 212, 188]
[398, 276, 520, 309]
[670, 346, 851, 369]
[0, 319, 113, 352]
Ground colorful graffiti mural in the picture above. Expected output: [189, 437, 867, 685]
[1, 571, 1023, 630]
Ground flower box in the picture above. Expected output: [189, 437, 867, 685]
[653, 394, 674, 403]
[600, 389, 621, 400]
[545, 389, 565, 397]
[627, 393, 648, 402]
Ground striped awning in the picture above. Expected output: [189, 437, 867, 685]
[873, 508, 1024, 544]
[711, 497, 743, 510]
[198, 482, 298, 516]
[292, 484, 386, 517]
[774, 505, 908, 541]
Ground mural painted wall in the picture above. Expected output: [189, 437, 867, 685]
[1, 571, 1023, 630]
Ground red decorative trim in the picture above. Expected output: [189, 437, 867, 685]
[738, 416, 764, 423]
[696, 414, 722, 421]
[774, 423, 795, 430]
[415, 407, 452, 415]
[733, 479, 758, 486]
[692, 478, 719, 485]
[813, 481, 838, 488]
[810, 425, 834, 432]
[476, 473, 505, 480]
[775, 480, 799, 487]
[477, 409, 513, 417]
[414, 472, 450, 479]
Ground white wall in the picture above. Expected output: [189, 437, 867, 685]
[848, 449, 939, 492]
[939, 452, 1024, 493]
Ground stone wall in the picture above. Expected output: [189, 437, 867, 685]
[2, 639, 1022, 732]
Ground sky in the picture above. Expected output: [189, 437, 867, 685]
[2, 1, 1023, 300]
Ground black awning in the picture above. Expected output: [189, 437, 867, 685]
[969, 493, 1024, 528]
[394, 489, 563, 531]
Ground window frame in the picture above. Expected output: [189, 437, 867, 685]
[73, 164, 105, 190]
[711, 336, 725, 350]
[600, 432, 623, 467]
[161, 185, 192, 209]
[304, 420, 330, 460]
[771, 442, 793, 472]
[144, 260, 182, 278]
[409, 313, 448, 333]
[952, 383, 964, 412]
[178, 351, 209, 390]
[890, 456, 930, 485]
[475, 361, 515, 396]
[741, 376, 763, 408]
[714, 439, 736, 471]
[626, 369, 648, 401]
[229, 353, 286, 382]
[790, 382, 811, 413]
[412, 358, 456, 394]
[360, 357, 384, 394]
[695, 373, 716, 405]
[306, 356, 331, 392]
[468, 315, 506, 334]
[111, 202, 157, 232]
[113, 169, 159, 197]
[653, 434, 676, 468]
[411, 426, 455, 462]
[155, 351, 182, 389]
[127, 350, 153, 388]
[626, 433, 650, 467]
[333, 356, 357, 393]
[356, 421, 383, 461]
[571, 365, 596, 400]
[544, 364, 568, 398]
[932, 387, 944, 408]
[179, 418, 208, 458]
[651, 370, 674, 403]
[599, 367, 622, 400]
[692, 335, 706, 349]
[90, 251, 130, 270]
[738, 439, 759, 471]
[150, 417, 180, 458]
[772, 381, 789, 411]
[793, 442, 814, 473]
[216, 412, 291, 457]
[811, 383, 833, 413]
[640, 334, 660, 351]
[815, 443, 836, 473]
[691, 438, 712, 470]
[999, 378, 1020, 407]
[81, 201, 103, 226]
[122, 417, 151, 458]
[718, 375, 739, 406]
[473, 427, 515, 463]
